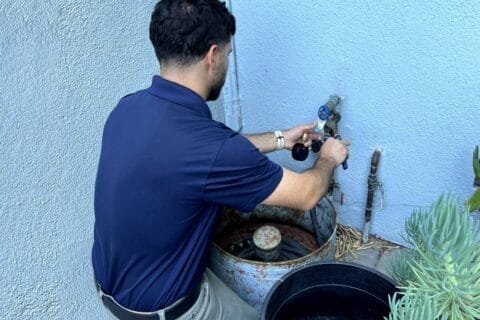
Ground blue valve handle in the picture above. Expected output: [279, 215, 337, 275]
[334, 134, 348, 170]
[318, 104, 332, 121]
[314, 105, 332, 133]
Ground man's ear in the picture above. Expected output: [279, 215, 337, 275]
[204, 44, 219, 71]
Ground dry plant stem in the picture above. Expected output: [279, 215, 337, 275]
[335, 224, 399, 261]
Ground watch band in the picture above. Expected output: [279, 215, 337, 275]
[274, 130, 284, 150]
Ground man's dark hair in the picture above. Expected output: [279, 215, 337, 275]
[149, 0, 236, 66]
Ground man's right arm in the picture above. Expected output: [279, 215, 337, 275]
[262, 138, 348, 211]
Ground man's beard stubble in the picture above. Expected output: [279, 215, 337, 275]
[206, 67, 227, 102]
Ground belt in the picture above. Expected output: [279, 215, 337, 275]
[95, 282, 201, 320]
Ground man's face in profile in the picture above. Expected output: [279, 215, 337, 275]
[206, 42, 231, 101]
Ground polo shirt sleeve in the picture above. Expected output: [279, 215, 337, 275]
[204, 133, 283, 212]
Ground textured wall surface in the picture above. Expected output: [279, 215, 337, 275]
[1, 0, 479, 319]
[0, 1, 228, 318]
[231, 1, 479, 245]
[1, 1, 173, 319]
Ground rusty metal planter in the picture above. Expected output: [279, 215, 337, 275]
[209, 197, 337, 311]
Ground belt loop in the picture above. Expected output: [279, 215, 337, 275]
[157, 309, 166, 320]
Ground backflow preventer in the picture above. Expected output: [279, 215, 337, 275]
[291, 95, 347, 171]
[210, 197, 337, 311]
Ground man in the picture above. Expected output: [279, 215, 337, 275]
[92, 0, 349, 319]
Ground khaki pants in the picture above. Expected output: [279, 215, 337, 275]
[104, 269, 259, 320]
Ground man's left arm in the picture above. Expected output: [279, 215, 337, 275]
[243, 122, 321, 154]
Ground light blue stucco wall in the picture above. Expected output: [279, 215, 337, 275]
[1, 1, 157, 319]
[231, 1, 480, 245]
[1, 1, 479, 319]
[0, 1, 228, 318]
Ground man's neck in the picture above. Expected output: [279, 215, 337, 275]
[160, 67, 208, 100]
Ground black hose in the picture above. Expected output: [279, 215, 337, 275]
[310, 204, 325, 246]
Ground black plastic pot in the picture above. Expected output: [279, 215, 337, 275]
[262, 262, 398, 320]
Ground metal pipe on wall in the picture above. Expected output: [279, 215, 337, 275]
[362, 150, 382, 244]
[222, 0, 243, 132]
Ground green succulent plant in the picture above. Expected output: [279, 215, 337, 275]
[470, 189, 480, 212]
[387, 289, 445, 320]
[387, 195, 480, 320]
[473, 146, 480, 178]
[468, 145, 480, 212]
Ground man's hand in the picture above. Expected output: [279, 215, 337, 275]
[317, 137, 350, 168]
[262, 136, 351, 211]
[282, 122, 322, 150]
[244, 121, 349, 155]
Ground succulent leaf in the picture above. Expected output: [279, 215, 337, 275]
[474, 145, 480, 179]
[387, 195, 480, 319]
[468, 188, 480, 212]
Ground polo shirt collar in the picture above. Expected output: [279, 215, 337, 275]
[147, 75, 212, 119]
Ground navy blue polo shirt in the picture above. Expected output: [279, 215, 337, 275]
[92, 76, 283, 312]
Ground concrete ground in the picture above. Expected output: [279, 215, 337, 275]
[337, 232, 407, 277]
[338, 213, 479, 276]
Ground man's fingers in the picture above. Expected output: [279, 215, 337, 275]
[286, 122, 318, 139]
[307, 133, 323, 139]
[298, 122, 317, 132]
[307, 137, 350, 148]
[302, 133, 322, 147]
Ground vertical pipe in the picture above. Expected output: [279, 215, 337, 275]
[223, 0, 243, 132]
[362, 150, 381, 243]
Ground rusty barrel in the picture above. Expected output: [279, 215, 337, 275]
[210, 197, 337, 311]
